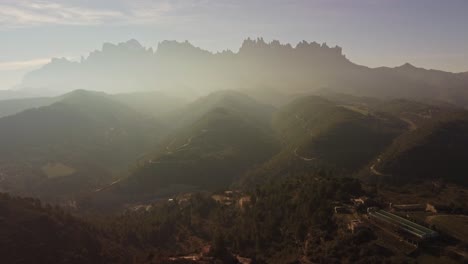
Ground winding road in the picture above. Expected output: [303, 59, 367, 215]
[370, 158, 385, 176]
[294, 147, 316, 161]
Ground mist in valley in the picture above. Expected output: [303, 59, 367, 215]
[1, 1, 468, 263]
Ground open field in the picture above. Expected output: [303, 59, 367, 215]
[427, 215, 468, 242]
[376, 183, 468, 209]
[41, 162, 76, 179]
[338, 104, 369, 116]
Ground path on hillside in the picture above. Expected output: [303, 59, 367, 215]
[94, 178, 123, 192]
[294, 147, 316, 161]
[370, 158, 385, 176]
[172, 135, 196, 153]
[94, 130, 209, 193]
[167, 129, 209, 154]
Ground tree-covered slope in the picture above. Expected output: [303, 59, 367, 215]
[115, 92, 279, 198]
[0, 90, 162, 200]
[0, 193, 136, 264]
[373, 112, 468, 185]
[272, 96, 405, 171]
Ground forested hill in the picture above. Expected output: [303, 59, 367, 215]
[0, 193, 137, 263]
[112, 91, 279, 199]
[0, 90, 162, 200]
[373, 112, 468, 186]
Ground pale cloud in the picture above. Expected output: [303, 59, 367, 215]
[0, 0, 176, 29]
[0, 58, 51, 71]
[125, 1, 177, 25]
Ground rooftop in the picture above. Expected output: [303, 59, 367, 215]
[369, 209, 438, 239]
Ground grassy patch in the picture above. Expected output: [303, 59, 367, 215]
[41, 162, 76, 179]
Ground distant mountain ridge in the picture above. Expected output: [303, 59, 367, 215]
[15, 38, 468, 107]
[0, 89, 185, 119]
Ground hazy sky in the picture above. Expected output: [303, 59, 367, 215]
[1, 0, 468, 89]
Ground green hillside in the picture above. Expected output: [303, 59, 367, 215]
[0, 193, 136, 264]
[162, 90, 275, 130]
[115, 92, 279, 198]
[373, 112, 468, 185]
[273, 96, 405, 171]
[0, 90, 184, 119]
[0, 90, 163, 200]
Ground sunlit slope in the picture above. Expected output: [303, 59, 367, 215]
[373, 112, 468, 185]
[117, 91, 279, 195]
[273, 96, 405, 170]
[161, 89, 275, 130]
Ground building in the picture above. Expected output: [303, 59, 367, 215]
[368, 208, 438, 245]
[212, 194, 232, 205]
[348, 219, 367, 233]
[391, 203, 425, 212]
[238, 196, 252, 209]
[334, 206, 353, 214]
[351, 196, 369, 206]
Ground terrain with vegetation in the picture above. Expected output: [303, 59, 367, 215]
[0, 90, 163, 201]
[0, 38, 468, 263]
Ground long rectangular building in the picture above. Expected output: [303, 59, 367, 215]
[368, 209, 438, 240]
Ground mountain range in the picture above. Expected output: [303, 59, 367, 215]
[8, 38, 468, 108]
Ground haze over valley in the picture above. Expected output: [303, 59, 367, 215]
[1, 1, 468, 263]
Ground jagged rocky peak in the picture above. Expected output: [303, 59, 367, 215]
[239, 38, 344, 57]
[102, 39, 146, 52]
[297, 41, 343, 55]
[121, 39, 144, 50]
[239, 37, 291, 52]
[241, 37, 270, 48]
[155, 40, 212, 57]
[40, 57, 77, 70]
[296, 40, 321, 50]
[83, 39, 152, 64]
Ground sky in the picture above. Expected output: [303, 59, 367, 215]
[1, 0, 468, 89]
